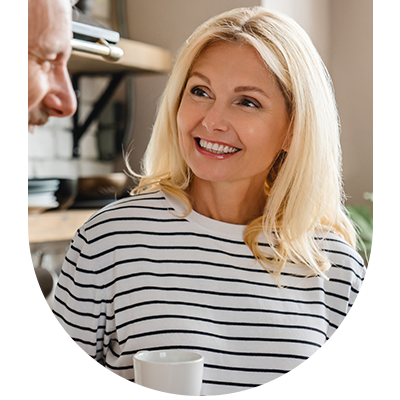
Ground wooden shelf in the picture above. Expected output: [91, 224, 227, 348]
[28, 209, 98, 244]
[68, 38, 173, 74]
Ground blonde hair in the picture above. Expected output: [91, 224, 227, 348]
[126, 6, 356, 279]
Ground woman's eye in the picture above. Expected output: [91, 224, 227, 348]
[190, 87, 209, 98]
[239, 98, 261, 109]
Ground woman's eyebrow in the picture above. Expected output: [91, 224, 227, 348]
[234, 86, 270, 98]
[189, 72, 270, 99]
[189, 71, 211, 85]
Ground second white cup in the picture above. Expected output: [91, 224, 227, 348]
[133, 349, 204, 395]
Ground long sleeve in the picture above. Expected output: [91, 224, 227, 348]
[29, 228, 106, 396]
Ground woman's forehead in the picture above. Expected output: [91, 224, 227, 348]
[190, 42, 280, 91]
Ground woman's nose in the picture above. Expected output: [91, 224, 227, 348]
[44, 66, 77, 118]
[201, 102, 230, 133]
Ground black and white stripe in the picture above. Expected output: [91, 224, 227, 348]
[53, 191, 366, 395]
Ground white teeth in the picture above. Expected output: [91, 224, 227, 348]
[198, 139, 239, 155]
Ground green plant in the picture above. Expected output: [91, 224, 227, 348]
[346, 192, 373, 264]
[347, 192, 373, 263]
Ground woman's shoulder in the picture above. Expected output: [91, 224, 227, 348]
[87, 190, 166, 218]
[79, 190, 171, 237]
[60, 191, 172, 275]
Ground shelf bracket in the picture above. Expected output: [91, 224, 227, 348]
[71, 72, 125, 157]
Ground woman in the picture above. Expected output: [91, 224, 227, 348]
[53, 7, 366, 396]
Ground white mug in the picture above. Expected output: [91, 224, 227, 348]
[133, 350, 204, 395]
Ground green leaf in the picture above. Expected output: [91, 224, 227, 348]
[363, 192, 373, 202]
[346, 201, 373, 264]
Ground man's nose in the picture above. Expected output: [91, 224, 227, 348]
[44, 66, 77, 118]
[201, 102, 230, 133]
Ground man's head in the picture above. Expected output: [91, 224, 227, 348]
[28, 0, 77, 132]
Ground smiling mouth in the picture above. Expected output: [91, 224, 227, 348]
[195, 138, 241, 155]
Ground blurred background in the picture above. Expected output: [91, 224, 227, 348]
[28, 0, 372, 304]
[28, 0, 373, 203]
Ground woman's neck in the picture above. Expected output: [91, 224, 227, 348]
[186, 177, 267, 225]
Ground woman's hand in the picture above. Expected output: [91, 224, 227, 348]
[98, 382, 149, 396]
[314, 371, 374, 396]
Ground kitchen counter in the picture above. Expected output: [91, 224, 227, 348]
[28, 209, 98, 244]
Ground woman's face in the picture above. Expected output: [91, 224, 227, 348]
[177, 42, 290, 190]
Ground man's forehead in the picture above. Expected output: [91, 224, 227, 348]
[29, 0, 72, 54]
[29, 0, 71, 32]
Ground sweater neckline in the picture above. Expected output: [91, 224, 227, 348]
[162, 190, 247, 240]
[161, 190, 321, 276]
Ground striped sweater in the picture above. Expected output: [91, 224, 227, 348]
[53, 190, 366, 395]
